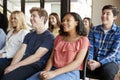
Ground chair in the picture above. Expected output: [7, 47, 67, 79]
[80, 51, 99, 80]
[80, 51, 89, 80]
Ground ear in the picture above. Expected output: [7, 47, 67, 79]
[114, 16, 117, 20]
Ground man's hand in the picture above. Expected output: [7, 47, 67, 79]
[40, 71, 57, 80]
[87, 60, 101, 71]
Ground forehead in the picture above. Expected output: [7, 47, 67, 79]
[31, 11, 39, 15]
[102, 9, 113, 13]
[11, 14, 17, 18]
[63, 14, 74, 19]
[49, 15, 56, 18]
[84, 19, 89, 21]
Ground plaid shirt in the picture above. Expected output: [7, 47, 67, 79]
[88, 23, 120, 65]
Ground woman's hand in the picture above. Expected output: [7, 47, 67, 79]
[40, 70, 57, 80]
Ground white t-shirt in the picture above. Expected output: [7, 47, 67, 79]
[104, 29, 110, 34]
[0, 29, 29, 58]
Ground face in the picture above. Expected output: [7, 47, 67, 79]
[61, 14, 78, 32]
[83, 19, 90, 34]
[10, 14, 18, 28]
[101, 9, 116, 26]
[83, 19, 90, 28]
[30, 11, 42, 29]
[49, 15, 57, 26]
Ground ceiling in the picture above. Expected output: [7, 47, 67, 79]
[8, 0, 78, 4]
[7, 0, 78, 7]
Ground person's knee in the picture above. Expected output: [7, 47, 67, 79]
[100, 62, 119, 80]
[1, 75, 11, 80]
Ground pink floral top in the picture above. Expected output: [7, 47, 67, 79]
[53, 35, 90, 70]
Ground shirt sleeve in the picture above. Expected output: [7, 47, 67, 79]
[88, 27, 94, 60]
[0, 29, 6, 49]
[23, 32, 31, 45]
[100, 34, 120, 65]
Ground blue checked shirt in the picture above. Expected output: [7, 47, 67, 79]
[88, 23, 120, 65]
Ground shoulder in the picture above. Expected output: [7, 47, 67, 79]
[111, 24, 120, 35]
[24, 31, 35, 38]
[55, 35, 62, 41]
[81, 36, 89, 40]
[115, 25, 120, 32]
[44, 30, 53, 35]
[91, 25, 102, 30]
[0, 28, 5, 34]
[18, 29, 30, 35]
[0, 28, 2, 31]
[0, 28, 4, 32]
[20, 29, 29, 32]
[43, 30, 54, 38]
[54, 35, 62, 45]
[79, 36, 89, 43]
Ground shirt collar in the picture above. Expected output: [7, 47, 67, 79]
[100, 23, 117, 32]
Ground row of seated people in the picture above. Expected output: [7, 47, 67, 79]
[0, 4, 120, 80]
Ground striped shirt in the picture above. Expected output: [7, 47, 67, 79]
[88, 23, 120, 65]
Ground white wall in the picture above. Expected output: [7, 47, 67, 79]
[92, 0, 120, 26]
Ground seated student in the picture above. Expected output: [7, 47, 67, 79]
[87, 5, 120, 80]
[0, 28, 6, 50]
[48, 12, 61, 37]
[0, 7, 54, 80]
[27, 12, 89, 80]
[0, 10, 30, 63]
[83, 17, 93, 35]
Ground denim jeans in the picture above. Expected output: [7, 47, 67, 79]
[27, 67, 80, 80]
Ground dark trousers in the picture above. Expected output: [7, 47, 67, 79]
[0, 60, 43, 80]
[86, 62, 119, 80]
[0, 58, 12, 63]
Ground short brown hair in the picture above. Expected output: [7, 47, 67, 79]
[30, 7, 48, 24]
[102, 5, 119, 16]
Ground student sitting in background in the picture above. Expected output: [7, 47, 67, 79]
[0, 10, 30, 63]
[83, 17, 93, 35]
[48, 12, 61, 37]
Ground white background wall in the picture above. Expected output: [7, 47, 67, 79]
[92, 0, 120, 26]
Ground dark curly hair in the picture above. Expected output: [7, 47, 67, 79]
[59, 12, 87, 36]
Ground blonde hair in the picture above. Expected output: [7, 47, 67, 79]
[8, 10, 30, 31]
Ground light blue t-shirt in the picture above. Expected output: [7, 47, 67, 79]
[0, 28, 6, 50]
